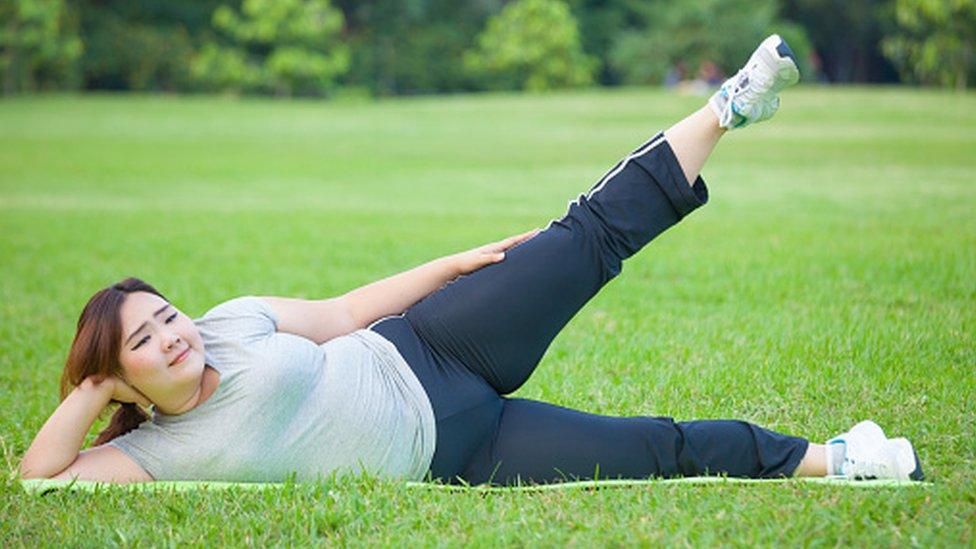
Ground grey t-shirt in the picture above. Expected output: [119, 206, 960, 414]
[109, 297, 436, 482]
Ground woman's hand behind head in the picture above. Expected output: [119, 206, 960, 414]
[83, 375, 152, 408]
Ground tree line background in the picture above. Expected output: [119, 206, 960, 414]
[2, 0, 973, 98]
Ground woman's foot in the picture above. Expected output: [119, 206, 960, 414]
[708, 34, 801, 130]
[826, 420, 925, 481]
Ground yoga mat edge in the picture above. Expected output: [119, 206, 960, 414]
[18, 476, 930, 496]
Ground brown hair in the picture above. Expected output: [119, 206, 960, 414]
[61, 277, 166, 446]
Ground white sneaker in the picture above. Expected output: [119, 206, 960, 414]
[886, 437, 925, 481]
[828, 420, 925, 481]
[708, 34, 800, 129]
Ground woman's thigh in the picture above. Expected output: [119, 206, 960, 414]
[405, 216, 608, 395]
[405, 135, 709, 395]
[370, 316, 503, 481]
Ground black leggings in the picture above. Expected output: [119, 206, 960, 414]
[370, 133, 809, 485]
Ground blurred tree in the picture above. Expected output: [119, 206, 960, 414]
[781, 0, 899, 83]
[334, 0, 500, 95]
[191, 0, 349, 96]
[609, 0, 813, 86]
[563, 0, 642, 85]
[0, 0, 83, 94]
[80, 13, 191, 91]
[78, 0, 227, 92]
[882, 0, 975, 89]
[463, 0, 597, 91]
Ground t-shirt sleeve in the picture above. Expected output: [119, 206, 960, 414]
[195, 296, 279, 344]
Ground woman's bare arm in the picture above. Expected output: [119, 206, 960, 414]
[342, 255, 461, 327]
[20, 377, 151, 482]
[342, 229, 540, 327]
[263, 256, 461, 344]
[20, 378, 112, 478]
[265, 229, 539, 344]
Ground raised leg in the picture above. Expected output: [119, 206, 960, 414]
[665, 105, 726, 185]
[405, 109, 722, 394]
[460, 398, 812, 485]
[404, 32, 804, 395]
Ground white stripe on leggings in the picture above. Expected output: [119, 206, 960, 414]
[585, 133, 666, 199]
[367, 314, 404, 330]
[541, 133, 667, 232]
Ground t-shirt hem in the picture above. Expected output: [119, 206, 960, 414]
[351, 330, 437, 478]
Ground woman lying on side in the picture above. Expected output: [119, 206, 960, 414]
[20, 35, 923, 486]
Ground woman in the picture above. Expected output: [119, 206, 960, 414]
[20, 35, 923, 485]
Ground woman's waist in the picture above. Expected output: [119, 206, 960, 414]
[368, 315, 426, 364]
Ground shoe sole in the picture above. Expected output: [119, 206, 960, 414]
[909, 448, 925, 481]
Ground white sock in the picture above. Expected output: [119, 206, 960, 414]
[825, 442, 846, 476]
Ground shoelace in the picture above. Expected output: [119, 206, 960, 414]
[844, 454, 893, 479]
[720, 64, 774, 127]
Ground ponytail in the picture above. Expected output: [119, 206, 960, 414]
[93, 403, 150, 446]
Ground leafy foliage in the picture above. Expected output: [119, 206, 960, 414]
[561, 0, 636, 85]
[72, 0, 224, 92]
[79, 12, 194, 92]
[335, 0, 501, 95]
[463, 0, 597, 91]
[780, 0, 898, 83]
[1, 0, 973, 96]
[882, 0, 976, 89]
[0, 0, 83, 94]
[191, 0, 349, 96]
[608, 0, 813, 85]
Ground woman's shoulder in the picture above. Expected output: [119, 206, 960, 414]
[195, 296, 279, 344]
[198, 296, 278, 324]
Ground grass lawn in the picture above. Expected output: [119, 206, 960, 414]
[1, 87, 973, 546]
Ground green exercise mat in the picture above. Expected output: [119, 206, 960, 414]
[19, 476, 930, 496]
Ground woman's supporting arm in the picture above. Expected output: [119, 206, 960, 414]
[341, 256, 461, 329]
[342, 229, 539, 329]
[265, 229, 538, 344]
[265, 257, 462, 345]
[262, 257, 463, 345]
[20, 377, 114, 478]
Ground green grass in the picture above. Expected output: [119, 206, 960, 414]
[1, 87, 974, 546]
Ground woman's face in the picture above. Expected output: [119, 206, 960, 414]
[118, 291, 206, 414]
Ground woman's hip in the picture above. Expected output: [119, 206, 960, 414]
[369, 315, 502, 480]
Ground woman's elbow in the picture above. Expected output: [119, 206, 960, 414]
[18, 459, 55, 480]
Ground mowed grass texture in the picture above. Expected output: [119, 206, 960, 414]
[1, 88, 973, 546]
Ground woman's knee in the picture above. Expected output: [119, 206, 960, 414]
[551, 199, 625, 282]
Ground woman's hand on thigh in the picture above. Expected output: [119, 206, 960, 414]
[451, 229, 540, 276]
